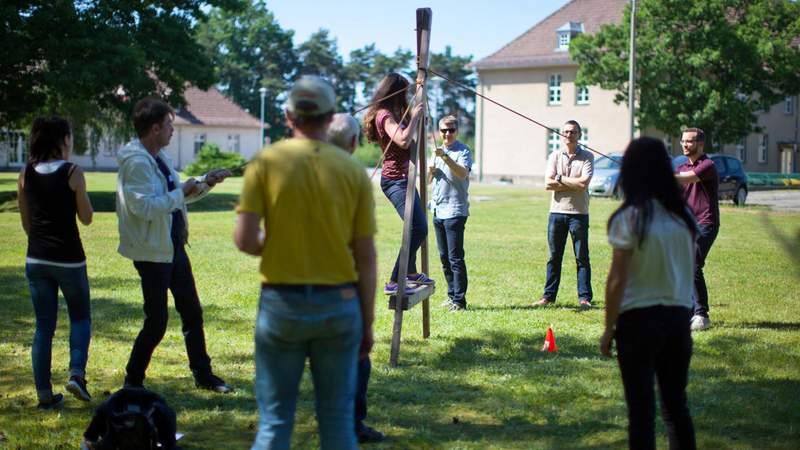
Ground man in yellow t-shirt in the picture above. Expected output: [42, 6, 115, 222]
[234, 76, 376, 450]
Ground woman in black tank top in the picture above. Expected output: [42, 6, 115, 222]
[17, 117, 94, 409]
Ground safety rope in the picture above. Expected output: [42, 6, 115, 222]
[428, 68, 619, 165]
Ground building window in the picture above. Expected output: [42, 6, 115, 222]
[194, 133, 206, 155]
[548, 128, 560, 155]
[548, 74, 561, 105]
[758, 134, 768, 164]
[227, 134, 240, 153]
[579, 128, 588, 146]
[736, 138, 747, 163]
[576, 86, 589, 105]
[557, 32, 570, 50]
[785, 96, 794, 115]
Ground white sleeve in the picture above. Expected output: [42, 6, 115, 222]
[608, 208, 635, 249]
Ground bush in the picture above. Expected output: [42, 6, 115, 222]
[184, 143, 247, 176]
[352, 142, 383, 168]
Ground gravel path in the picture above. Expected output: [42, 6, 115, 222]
[747, 190, 800, 212]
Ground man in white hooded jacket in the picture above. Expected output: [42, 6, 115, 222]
[116, 96, 232, 393]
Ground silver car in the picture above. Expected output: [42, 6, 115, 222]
[589, 154, 623, 198]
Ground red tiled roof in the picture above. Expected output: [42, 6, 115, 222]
[174, 86, 261, 128]
[474, 0, 629, 70]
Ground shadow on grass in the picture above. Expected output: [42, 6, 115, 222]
[0, 191, 240, 213]
[2, 261, 798, 449]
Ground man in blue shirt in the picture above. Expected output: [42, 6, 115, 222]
[428, 115, 473, 311]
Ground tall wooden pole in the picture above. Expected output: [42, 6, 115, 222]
[416, 8, 432, 340]
[389, 8, 432, 367]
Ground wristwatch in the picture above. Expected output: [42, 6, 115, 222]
[556, 174, 563, 183]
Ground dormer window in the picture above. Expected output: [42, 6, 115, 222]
[556, 22, 584, 51]
[558, 32, 570, 50]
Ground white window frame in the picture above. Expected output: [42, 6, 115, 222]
[194, 133, 207, 155]
[548, 74, 562, 105]
[576, 86, 589, 105]
[785, 96, 794, 115]
[579, 127, 588, 146]
[548, 128, 561, 155]
[736, 138, 747, 163]
[227, 133, 240, 153]
[557, 32, 570, 50]
[758, 134, 768, 164]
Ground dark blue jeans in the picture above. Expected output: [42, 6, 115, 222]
[126, 243, 212, 385]
[433, 216, 468, 306]
[616, 306, 696, 450]
[543, 213, 592, 302]
[25, 263, 91, 400]
[355, 356, 370, 431]
[692, 224, 719, 318]
[381, 177, 428, 282]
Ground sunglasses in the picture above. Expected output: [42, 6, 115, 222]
[440, 128, 457, 134]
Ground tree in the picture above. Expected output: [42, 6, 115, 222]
[347, 44, 414, 109]
[297, 29, 354, 112]
[570, 0, 800, 145]
[429, 46, 476, 140]
[196, 1, 297, 141]
[1, 0, 241, 156]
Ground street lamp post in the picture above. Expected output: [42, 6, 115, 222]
[259, 87, 267, 147]
[628, 0, 637, 141]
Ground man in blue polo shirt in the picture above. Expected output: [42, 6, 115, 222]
[428, 115, 473, 311]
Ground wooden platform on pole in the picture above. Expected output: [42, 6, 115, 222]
[388, 7, 433, 367]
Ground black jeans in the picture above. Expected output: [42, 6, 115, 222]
[354, 356, 370, 431]
[381, 177, 428, 281]
[433, 216, 468, 306]
[693, 224, 718, 318]
[126, 243, 212, 384]
[616, 306, 696, 450]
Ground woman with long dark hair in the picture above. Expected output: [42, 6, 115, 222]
[600, 137, 698, 449]
[364, 73, 433, 295]
[17, 117, 94, 409]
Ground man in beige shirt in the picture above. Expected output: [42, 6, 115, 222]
[536, 120, 594, 310]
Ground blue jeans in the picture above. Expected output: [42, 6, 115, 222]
[381, 177, 428, 281]
[433, 216, 468, 306]
[25, 263, 91, 399]
[543, 213, 592, 302]
[692, 224, 718, 318]
[354, 356, 370, 431]
[252, 284, 362, 450]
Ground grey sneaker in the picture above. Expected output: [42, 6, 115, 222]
[440, 298, 454, 307]
[448, 302, 467, 312]
[66, 375, 91, 401]
[690, 315, 711, 331]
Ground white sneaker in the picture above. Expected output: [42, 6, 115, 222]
[690, 315, 711, 331]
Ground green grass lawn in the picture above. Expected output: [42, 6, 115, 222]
[0, 171, 798, 449]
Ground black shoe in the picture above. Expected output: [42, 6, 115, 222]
[356, 424, 386, 444]
[448, 302, 467, 312]
[37, 393, 64, 410]
[195, 373, 233, 393]
[66, 375, 91, 401]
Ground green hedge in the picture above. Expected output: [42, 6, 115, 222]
[184, 143, 246, 176]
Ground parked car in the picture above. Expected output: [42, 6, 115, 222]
[672, 154, 748, 205]
[589, 154, 623, 198]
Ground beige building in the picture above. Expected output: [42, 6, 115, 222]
[1, 86, 264, 171]
[473, 0, 799, 182]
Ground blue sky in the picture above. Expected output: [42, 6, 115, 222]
[267, 0, 571, 61]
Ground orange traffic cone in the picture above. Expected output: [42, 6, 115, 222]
[541, 326, 558, 352]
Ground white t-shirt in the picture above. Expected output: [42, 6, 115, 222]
[607, 200, 695, 313]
